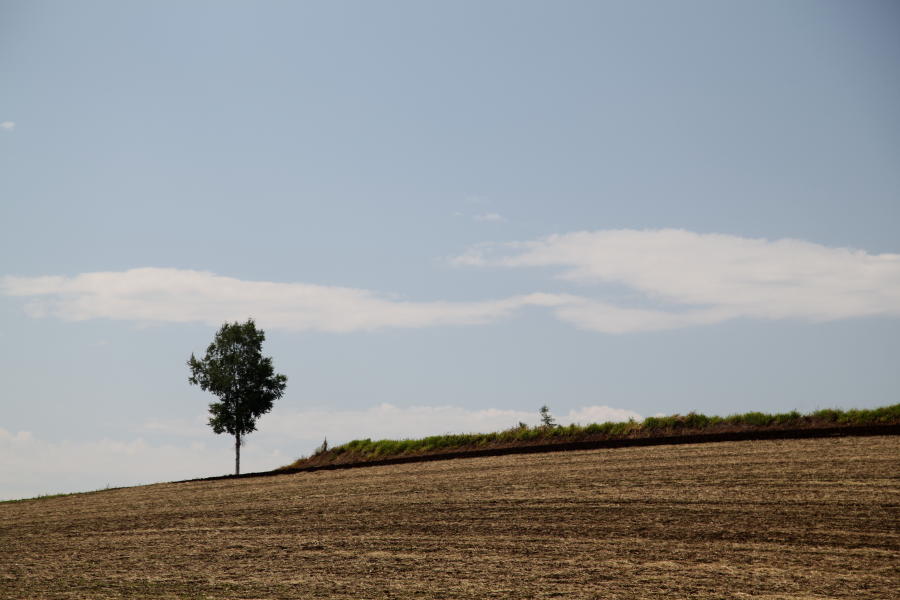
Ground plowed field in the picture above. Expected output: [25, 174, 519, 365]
[2, 436, 898, 599]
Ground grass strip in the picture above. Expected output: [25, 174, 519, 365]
[281, 403, 900, 470]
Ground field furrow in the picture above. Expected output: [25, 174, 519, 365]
[2, 436, 898, 599]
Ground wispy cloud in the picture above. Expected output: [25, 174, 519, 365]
[4, 230, 898, 335]
[140, 404, 643, 458]
[0, 427, 257, 500]
[473, 212, 506, 222]
[0, 121, 15, 131]
[235, 403, 642, 443]
[452, 229, 900, 332]
[0, 268, 570, 333]
[1, 402, 641, 499]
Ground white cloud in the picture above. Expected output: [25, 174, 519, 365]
[553, 301, 735, 334]
[260, 403, 641, 443]
[1, 403, 640, 500]
[0, 427, 269, 501]
[452, 229, 900, 332]
[0, 121, 14, 131]
[141, 403, 641, 447]
[474, 212, 506, 222]
[142, 415, 209, 437]
[5, 230, 898, 336]
[448, 242, 495, 267]
[0, 268, 570, 333]
[564, 405, 643, 424]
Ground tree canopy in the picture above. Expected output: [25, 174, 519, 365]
[188, 319, 287, 475]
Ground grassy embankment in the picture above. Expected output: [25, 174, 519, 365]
[282, 403, 900, 469]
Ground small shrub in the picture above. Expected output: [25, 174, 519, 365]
[683, 412, 710, 429]
[539, 405, 558, 428]
[812, 408, 842, 423]
[773, 411, 801, 426]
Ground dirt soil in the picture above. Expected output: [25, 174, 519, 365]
[2, 436, 898, 599]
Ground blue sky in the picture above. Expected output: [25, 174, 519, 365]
[1, 0, 899, 500]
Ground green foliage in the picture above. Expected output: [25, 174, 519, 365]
[773, 410, 801, 425]
[539, 405, 557, 428]
[811, 408, 842, 423]
[728, 411, 773, 427]
[283, 403, 899, 470]
[188, 319, 287, 438]
[188, 319, 287, 474]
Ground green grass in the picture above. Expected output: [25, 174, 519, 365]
[282, 403, 900, 470]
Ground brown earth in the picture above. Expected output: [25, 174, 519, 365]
[2, 436, 898, 599]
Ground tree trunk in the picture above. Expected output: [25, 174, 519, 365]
[235, 432, 241, 476]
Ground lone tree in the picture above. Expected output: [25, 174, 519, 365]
[539, 405, 558, 428]
[188, 319, 287, 475]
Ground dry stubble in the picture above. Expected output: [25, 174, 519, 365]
[2, 436, 898, 599]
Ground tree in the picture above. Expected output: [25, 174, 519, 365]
[539, 405, 557, 428]
[188, 319, 287, 475]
